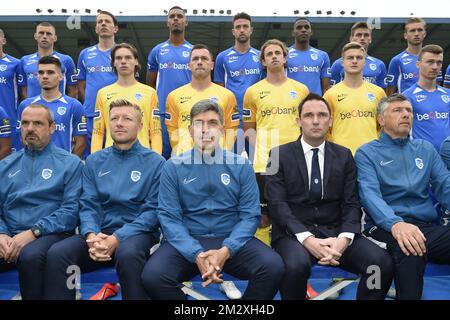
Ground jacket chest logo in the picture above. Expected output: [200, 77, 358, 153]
[42, 168, 53, 180]
[415, 158, 424, 170]
[131, 170, 141, 182]
[221, 173, 230, 186]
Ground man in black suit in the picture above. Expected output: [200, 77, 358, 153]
[265, 93, 393, 300]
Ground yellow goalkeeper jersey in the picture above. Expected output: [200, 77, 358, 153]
[243, 78, 309, 173]
[91, 82, 162, 154]
[165, 83, 239, 155]
[323, 81, 386, 155]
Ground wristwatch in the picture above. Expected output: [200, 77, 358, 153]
[30, 225, 43, 238]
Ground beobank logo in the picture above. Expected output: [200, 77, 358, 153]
[288, 65, 320, 73]
[230, 68, 260, 77]
[87, 66, 113, 73]
[159, 62, 189, 70]
[261, 106, 297, 117]
[416, 111, 449, 121]
[340, 109, 375, 120]
[402, 72, 417, 80]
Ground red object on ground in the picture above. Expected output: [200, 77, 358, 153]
[89, 283, 119, 300]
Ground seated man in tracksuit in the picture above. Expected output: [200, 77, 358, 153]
[44, 99, 165, 300]
[141, 99, 284, 300]
[0, 104, 82, 300]
[355, 93, 450, 300]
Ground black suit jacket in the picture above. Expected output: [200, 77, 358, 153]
[265, 137, 362, 244]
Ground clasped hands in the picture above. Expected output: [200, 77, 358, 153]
[86, 233, 119, 262]
[195, 246, 230, 287]
[303, 236, 350, 266]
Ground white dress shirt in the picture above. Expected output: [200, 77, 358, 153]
[295, 137, 354, 245]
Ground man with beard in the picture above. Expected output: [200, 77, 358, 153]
[214, 12, 264, 154]
[17, 56, 86, 157]
[0, 104, 82, 299]
[287, 17, 331, 96]
[146, 6, 193, 159]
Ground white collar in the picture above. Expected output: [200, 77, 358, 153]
[300, 136, 325, 155]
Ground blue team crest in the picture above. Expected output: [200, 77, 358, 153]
[41, 168, 53, 180]
[221, 173, 230, 186]
[415, 158, 424, 170]
[210, 96, 219, 103]
[369, 64, 377, 71]
[0, 65, 7, 72]
[367, 93, 375, 102]
[135, 93, 143, 101]
[57, 107, 67, 115]
[131, 170, 141, 182]
[182, 51, 190, 58]
[290, 91, 298, 99]
[310, 53, 318, 61]
[442, 95, 450, 104]
[252, 55, 259, 63]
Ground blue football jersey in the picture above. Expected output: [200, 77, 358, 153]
[17, 95, 86, 152]
[18, 51, 77, 97]
[0, 54, 20, 148]
[77, 45, 117, 117]
[330, 55, 387, 88]
[214, 47, 263, 123]
[287, 46, 331, 96]
[147, 40, 193, 157]
[403, 83, 450, 151]
[0, 106, 12, 138]
[444, 65, 450, 87]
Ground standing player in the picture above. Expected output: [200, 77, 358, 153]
[385, 18, 441, 94]
[146, 6, 192, 158]
[444, 64, 450, 89]
[243, 39, 309, 246]
[17, 56, 86, 157]
[77, 11, 118, 158]
[287, 18, 330, 95]
[403, 45, 449, 151]
[166, 44, 239, 156]
[330, 22, 387, 88]
[324, 42, 386, 155]
[214, 12, 264, 153]
[18, 22, 77, 99]
[0, 106, 12, 159]
[92, 43, 162, 154]
[0, 29, 21, 151]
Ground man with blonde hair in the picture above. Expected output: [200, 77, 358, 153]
[324, 42, 386, 155]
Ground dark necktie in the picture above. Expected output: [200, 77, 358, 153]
[310, 148, 322, 202]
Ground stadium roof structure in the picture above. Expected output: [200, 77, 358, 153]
[1, 0, 449, 81]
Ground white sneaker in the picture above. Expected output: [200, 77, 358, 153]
[76, 289, 82, 300]
[387, 287, 396, 299]
[219, 281, 242, 300]
[11, 292, 21, 300]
